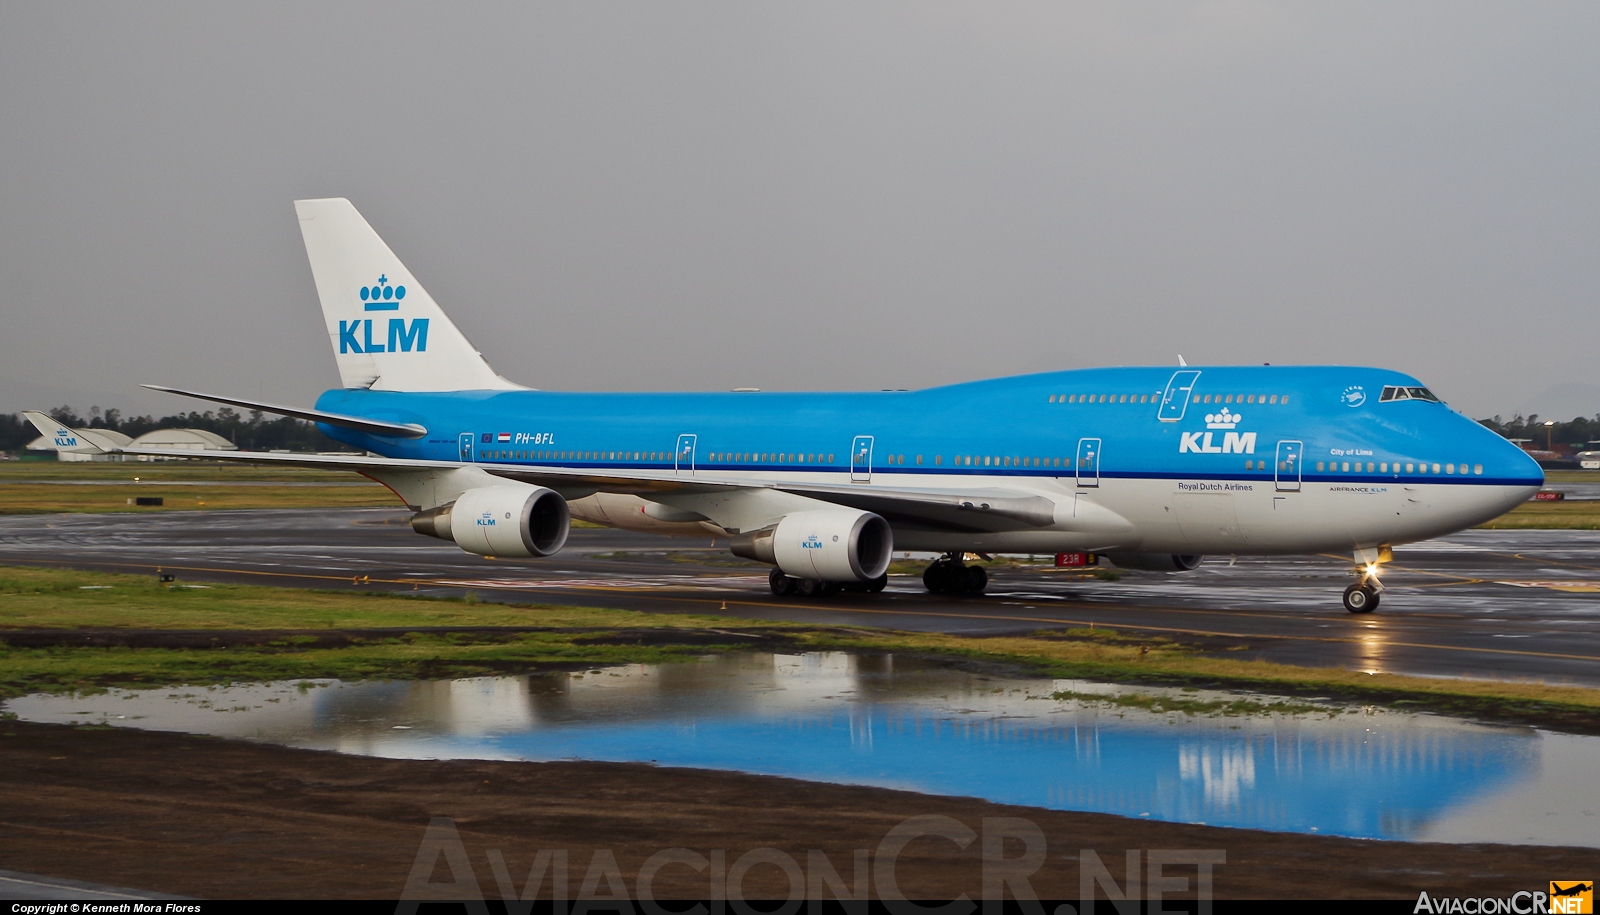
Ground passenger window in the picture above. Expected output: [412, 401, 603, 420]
[934, 455, 941, 465]
[1341, 462, 1350, 472]
[1367, 462, 1374, 472]
[1281, 396, 1290, 405]
[1049, 395, 1057, 403]
[1445, 464, 1455, 474]
[1406, 463, 1414, 473]
[1317, 461, 1325, 471]
[1269, 395, 1278, 404]
[1432, 463, 1441, 473]
[1474, 464, 1483, 474]
[1246, 395, 1255, 404]
[1380, 462, 1387, 472]
[1224, 395, 1234, 403]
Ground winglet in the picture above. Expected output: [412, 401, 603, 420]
[1178, 355, 1188, 367]
[22, 412, 108, 453]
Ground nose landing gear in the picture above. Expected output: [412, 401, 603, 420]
[1343, 550, 1388, 613]
[1342, 582, 1379, 613]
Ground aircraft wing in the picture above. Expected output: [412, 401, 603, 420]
[141, 385, 427, 437]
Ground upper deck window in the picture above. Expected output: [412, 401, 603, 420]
[1380, 385, 1442, 403]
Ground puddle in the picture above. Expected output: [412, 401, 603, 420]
[7, 652, 1595, 847]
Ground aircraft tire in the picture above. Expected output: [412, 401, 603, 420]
[866, 573, 888, 593]
[966, 565, 988, 595]
[769, 569, 794, 596]
[1342, 583, 1378, 614]
[796, 578, 821, 597]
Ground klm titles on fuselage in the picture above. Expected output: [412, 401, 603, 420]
[1178, 408, 1256, 454]
[339, 275, 429, 354]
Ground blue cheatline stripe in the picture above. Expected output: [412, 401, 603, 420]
[473, 457, 1535, 487]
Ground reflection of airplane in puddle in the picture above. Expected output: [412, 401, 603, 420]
[292, 655, 1544, 841]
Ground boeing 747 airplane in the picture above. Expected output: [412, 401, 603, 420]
[26, 198, 1544, 613]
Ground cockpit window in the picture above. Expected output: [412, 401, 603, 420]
[1380, 385, 1442, 403]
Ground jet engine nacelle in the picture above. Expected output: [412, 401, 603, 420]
[1104, 552, 1203, 572]
[732, 509, 893, 582]
[410, 485, 570, 558]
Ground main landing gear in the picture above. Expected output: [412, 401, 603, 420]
[923, 553, 988, 596]
[769, 567, 888, 598]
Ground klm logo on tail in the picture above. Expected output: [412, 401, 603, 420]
[340, 274, 428, 354]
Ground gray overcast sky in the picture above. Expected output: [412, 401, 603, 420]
[3, 2, 1598, 421]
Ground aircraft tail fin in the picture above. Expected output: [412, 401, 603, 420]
[294, 198, 523, 392]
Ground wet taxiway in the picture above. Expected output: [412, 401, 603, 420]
[0, 508, 1597, 685]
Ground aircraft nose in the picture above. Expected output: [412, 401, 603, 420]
[1468, 420, 1543, 517]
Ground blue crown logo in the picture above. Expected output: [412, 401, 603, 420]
[360, 274, 406, 311]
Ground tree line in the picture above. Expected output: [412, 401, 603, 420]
[1477, 413, 1600, 451]
[0, 406, 354, 454]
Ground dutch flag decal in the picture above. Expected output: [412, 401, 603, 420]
[497, 433, 511, 442]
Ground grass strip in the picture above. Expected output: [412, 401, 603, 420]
[1476, 500, 1600, 530]
[0, 482, 399, 514]
[1, 566, 1597, 733]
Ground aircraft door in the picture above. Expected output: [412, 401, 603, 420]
[851, 435, 874, 483]
[674, 434, 697, 474]
[459, 433, 475, 463]
[1075, 437, 1101, 487]
[1157, 370, 1201, 422]
[1275, 440, 1303, 492]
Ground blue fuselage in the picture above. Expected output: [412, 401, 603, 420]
[316, 365, 1542, 492]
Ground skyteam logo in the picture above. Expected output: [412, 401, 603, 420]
[339, 274, 429, 355]
[1181, 408, 1256, 454]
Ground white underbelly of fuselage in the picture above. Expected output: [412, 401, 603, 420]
[565, 471, 1535, 557]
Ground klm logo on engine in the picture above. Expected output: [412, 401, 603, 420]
[801, 534, 824, 550]
[339, 274, 429, 354]
[1179, 408, 1256, 454]
[476, 511, 496, 527]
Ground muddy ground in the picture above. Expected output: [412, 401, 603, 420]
[0, 720, 1591, 900]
